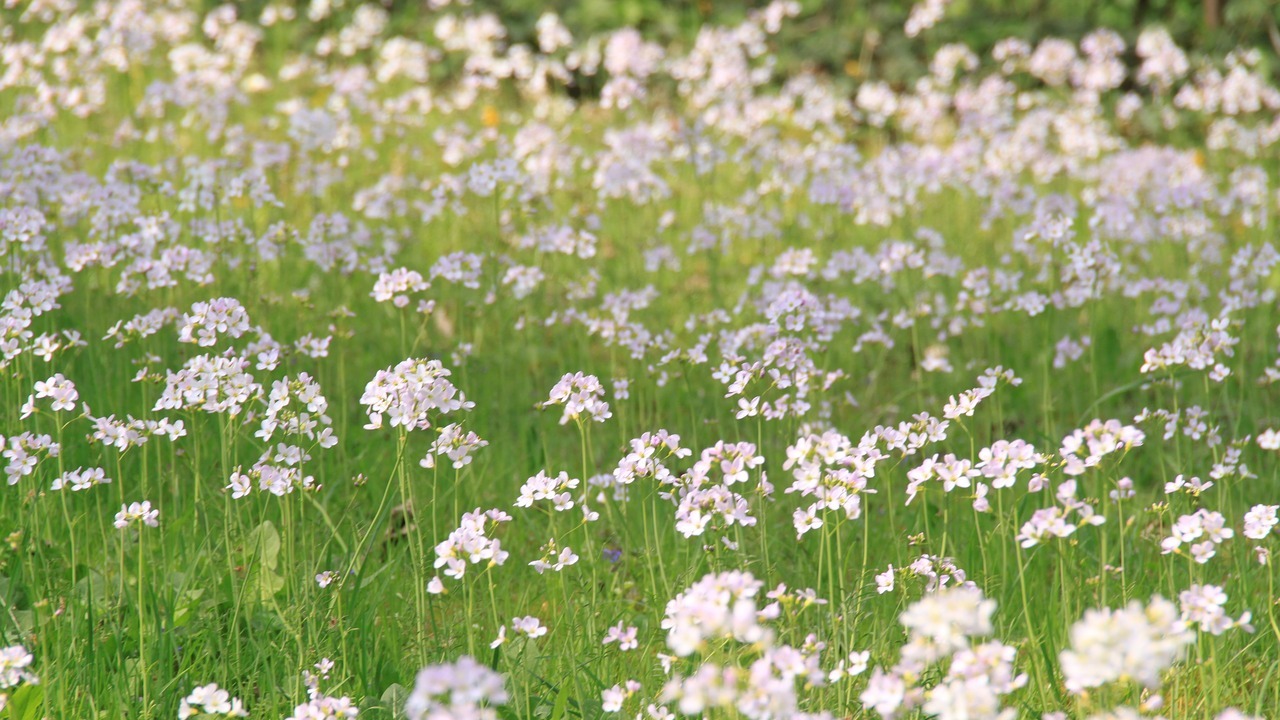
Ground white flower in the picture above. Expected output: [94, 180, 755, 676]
[179, 683, 248, 718]
[603, 622, 639, 651]
[875, 565, 895, 594]
[543, 372, 612, 424]
[114, 501, 159, 529]
[405, 656, 507, 720]
[1060, 595, 1192, 693]
[512, 616, 547, 639]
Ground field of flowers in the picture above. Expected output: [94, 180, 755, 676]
[3, 1, 1280, 718]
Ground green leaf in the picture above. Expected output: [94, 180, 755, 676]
[6, 684, 42, 720]
[73, 569, 113, 614]
[244, 521, 284, 602]
[379, 683, 409, 719]
[171, 588, 206, 629]
[548, 683, 570, 720]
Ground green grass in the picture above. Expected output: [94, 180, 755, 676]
[2, 6, 1280, 720]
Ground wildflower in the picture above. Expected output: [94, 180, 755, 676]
[419, 423, 488, 469]
[360, 358, 473, 431]
[433, 509, 511, 583]
[1178, 585, 1253, 635]
[31, 373, 78, 412]
[875, 566, 895, 594]
[179, 683, 248, 718]
[405, 656, 508, 720]
[371, 268, 428, 307]
[50, 467, 111, 492]
[529, 539, 579, 574]
[0, 644, 37, 691]
[1243, 504, 1278, 540]
[178, 298, 251, 347]
[543, 372, 611, 424]
[603, 622, 639, 651]
[899, 585, 995, 655]
[512, 616, 547, 639]
[662, 571, 771, 657]
[601, 680, 641, 713]
[1059, 596, 1192, 692]
[114, 501, 159, 529]
[515, 471, 579, 511]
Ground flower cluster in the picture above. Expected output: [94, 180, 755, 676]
[613, 430, 692, 485]
[514, 470, 579, 512]
[404, 656, 508, 720]
[1161, 509, 1234, 564]
[785, 427, 879, 537]
[419, 423, 488, 470]
[430, 508, 512, 588]
[114, 500, 160, 529]
[1059, 595, 1192, 693]
[0, 644, 37, 709]
[360, 358, 473, 431]
[543, 372, 612, 425]
[27, 373, 79, 413]
[667, 442, 769, 540]
[178, 297, 252, 347]
[179, 684, 248, 718]
[1058, 419, 1145, 475]
[861, 587, 1024, 720]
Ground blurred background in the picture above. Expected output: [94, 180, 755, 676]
[205, 0, 1280, 85]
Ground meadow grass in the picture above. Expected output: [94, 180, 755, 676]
[1, 3, 1279, 719]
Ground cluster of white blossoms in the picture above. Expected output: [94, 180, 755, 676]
[50, 466, 111, 492]
[514, 470, 580, 512]
[429, 508, 512, 589]
[784, 428, 883, 537]
[27, 373, 78, 412]
[1161, 508, 1234, 564]
[654, 570, 831, 720]
[905, 0, 953, 37]
[114, 500, 159, 529]
[1, 432, 59, 485]
[371, 267, 429, 307]
[667, 441, 769, 540]
[178, 297, 252, 347]
[1016, 479, 1106, 548]
[178, 683, 248, 718]
[661, 570, 772, 657]
[154, 354, 262, 417]
[419, 422, 488, 469]
[84, 413, 185, 452]
[284, 661, 358, 720]
[612, 430, 692, 485]
[0, 644, 37, 710]
[1243, 504, 1278, 540]
[1058, 418, 1145, 475]
[875, 554, 975, 596]
[528, 538, 578, 574]
[1139, 316, 1237, 377]
[1178, 584, 1254, 636]
[543, 371, 612, 425]
[861, 586, 1024, 720]
[973, 439, 1039, 490]
[258, 372, 337, 445]
[1059, 595, 1192, 693]
[227, 455, 317, 498]
[404, 656, 508, 720]
[360, 358, 473, 431]
[284, 690, 358, 719]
